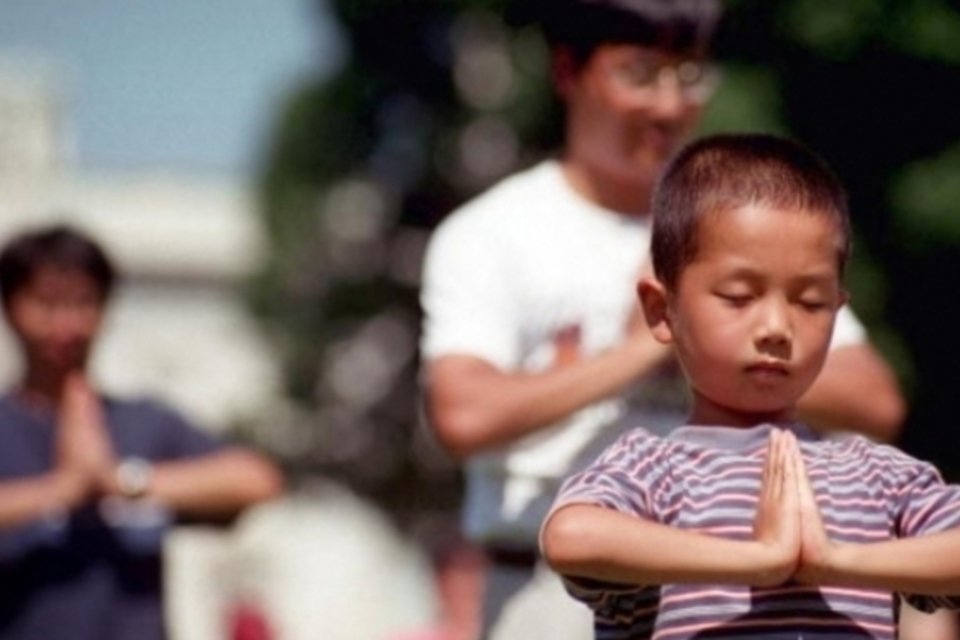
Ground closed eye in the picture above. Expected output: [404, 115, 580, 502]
[716, 293, 752, 307]
[798, 299, 829, 311]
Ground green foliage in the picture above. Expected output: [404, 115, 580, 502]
[697, 64, 786, 136]
[780, 0, 881, 59]
[889, 0, 960, 63]
[891, 143, 960, 247]
[251, 0, 960, 518]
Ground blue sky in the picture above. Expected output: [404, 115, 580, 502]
[0, 0, 342, 178]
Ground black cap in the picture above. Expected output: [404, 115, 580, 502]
[515, 0, 722, 55]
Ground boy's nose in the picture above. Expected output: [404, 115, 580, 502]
[755, 298, 792, 347]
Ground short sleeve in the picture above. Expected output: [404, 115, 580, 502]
[890, 453, 960, 611]
[829, 305, 866, 349]
[547, 441, 656, 520]
[540, 430, 665, 608]
[109, 399, 224, 462]
[153, 405, 224, 460]
[420, 211, 520, 370]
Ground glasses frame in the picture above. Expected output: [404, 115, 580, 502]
[608, 57, 721, 104]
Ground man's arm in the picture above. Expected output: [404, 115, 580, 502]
[797, 343, 906, 442]
[106, 447, 283, 521]
[0, 470, 87, 529]
[422, 204, 672, 458]
[0, 445, 283, 531]
[426, 327, 668, 459]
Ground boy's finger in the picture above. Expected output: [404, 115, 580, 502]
[769, 429, 783, 500]
[760, 429, 774, 495]
[782, 431, 796, 487]
[794, 439, 818, 509]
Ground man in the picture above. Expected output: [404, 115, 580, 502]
[0, 224, 283, 640]
[419, 1, 905, 638]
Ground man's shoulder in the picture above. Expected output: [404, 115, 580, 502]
[0, 392, 36, 429]
[438, 160, 562, 229]
[103, 395, 192, 429]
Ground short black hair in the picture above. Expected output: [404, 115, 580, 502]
[0, 224, 117, 308]
[651, 133, 852, 291]
[534, 0, 723, 64]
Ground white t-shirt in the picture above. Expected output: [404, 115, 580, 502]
[420, 160, 866, 544]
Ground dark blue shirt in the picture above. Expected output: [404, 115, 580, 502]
[0, 393, 223, 640]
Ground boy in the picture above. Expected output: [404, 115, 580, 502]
[539, 134, 960, 639]
[0, 225, 283, 640]
[420, 1, 904, 637]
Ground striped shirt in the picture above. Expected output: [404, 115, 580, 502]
[546, 422, 960, 639]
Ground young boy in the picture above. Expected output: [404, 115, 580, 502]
[539, 133, 960, 639]
[421, 1, 904, 637]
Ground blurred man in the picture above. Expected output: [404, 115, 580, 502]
[0, 224, 283, 640]
[419, 1, 906, 638]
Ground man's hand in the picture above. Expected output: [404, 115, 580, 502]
[551, 324, 583, 369]
[55, 374, 116, 503]
[628, 262, 673, 368]
[550, 299, 671, 372]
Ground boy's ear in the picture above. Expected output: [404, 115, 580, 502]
[638, 277, 674, 344]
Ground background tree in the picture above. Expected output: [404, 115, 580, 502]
[249, 0, 960, 530]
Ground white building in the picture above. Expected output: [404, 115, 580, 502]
[0, 58, 281, 433]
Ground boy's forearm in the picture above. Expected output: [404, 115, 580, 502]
[541, 504, 794, 587]
[816, 530, 960, 595]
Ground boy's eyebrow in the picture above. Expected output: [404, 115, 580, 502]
[712, 266, 839, 285]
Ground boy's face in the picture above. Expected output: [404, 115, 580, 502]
[559, 43, 711, 191]
[647, 205, 845, 427]
[6, 265, 106, 375]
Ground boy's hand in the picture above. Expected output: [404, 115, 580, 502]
[793, 440, 836, 584]
[752, 429, 801, 586]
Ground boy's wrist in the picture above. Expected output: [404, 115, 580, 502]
[745, 541, 798, 587]
[795, 543, 851, 586]
[818, 542, 854, 584]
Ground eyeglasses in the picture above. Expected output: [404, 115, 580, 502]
[609, 59, 719, 102]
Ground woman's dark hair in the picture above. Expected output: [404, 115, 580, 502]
[0, 224, 116, 308]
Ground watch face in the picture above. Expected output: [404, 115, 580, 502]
[116, 457, 152, 499]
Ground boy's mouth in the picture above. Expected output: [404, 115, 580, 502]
[745, 361, 790, 378]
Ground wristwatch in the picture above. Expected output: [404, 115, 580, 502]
[115, 457, 153, 499]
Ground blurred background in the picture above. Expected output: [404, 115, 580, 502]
[2, 0, 960, 637]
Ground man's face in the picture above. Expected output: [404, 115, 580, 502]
[664, 205, 844, 427]
[561, 43, 713, 190]
[6, 266, 106, 374]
